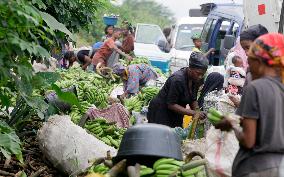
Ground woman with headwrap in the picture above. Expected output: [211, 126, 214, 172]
[147, 52, 208, 128]
[112, 63, 158, 98]
[214, 33, 284, 177]
[198, 72, 224, 109]
[229, 24, 268, 107]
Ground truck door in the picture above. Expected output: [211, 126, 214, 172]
[202, 18, 231, 65]
[201, 18, 218, 54]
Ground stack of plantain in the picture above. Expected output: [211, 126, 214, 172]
[88, 164, 110, 175]
[207, 108, 223, 125]
[139, 86, 160, 106]
[152, 158, 184, 177]
[124, 96, 143, 113]
[84, 118, 127, 149]
[52, 67, 118, 125]
[83, 158, 207, 177]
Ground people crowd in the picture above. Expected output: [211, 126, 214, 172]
[52, 20, 284, 177]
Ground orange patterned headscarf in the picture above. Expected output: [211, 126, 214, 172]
[248, 33, 284, 83]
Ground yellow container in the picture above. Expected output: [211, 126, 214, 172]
[183, 115, 192, 128]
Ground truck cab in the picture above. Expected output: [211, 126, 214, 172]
[200, 3, 244, 66]
[169, 17, 207, 72]
[134, 23, 171, 73]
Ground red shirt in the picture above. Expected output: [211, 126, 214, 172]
[122, 35, 134, 54]
[92, 38, 115, 65]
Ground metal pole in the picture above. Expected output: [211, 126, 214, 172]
[278, 0, 284, 33]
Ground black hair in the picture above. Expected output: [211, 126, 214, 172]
[113, 27, 122, 33]
[104, 25, 114, 35]
[64, 51, 75, 61]
[240, 24, 268, 41]
[232, 55, 241, 65]
[163, 27, 171, 38]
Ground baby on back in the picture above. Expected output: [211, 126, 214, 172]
[225, 56, 246, 95]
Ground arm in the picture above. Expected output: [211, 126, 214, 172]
[233, 118, 257, 149]
[204, 48, 215, 57]
[113, 45, 132, 60]
[82, 56, 92, 70]
[168, 104, 195, 116]
[190, 101, 199, 110]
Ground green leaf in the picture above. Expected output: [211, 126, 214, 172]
[0, 133, 23, 163]
[23, 96, 49, 119]
[32, 0, 47, 10]
[0, 120, 13, 133]
[34, 45, 50, 58]
[51, 84, 82, 110]
[0, 147, 11, 160]
[36, 72, 60, 85]
[18, 171, 27, 177]
[0, 93, 10, 108]
[40, 11, 76, 41]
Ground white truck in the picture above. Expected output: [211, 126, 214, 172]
[169, 17, 207, 72]
[134, 23, 171, 73]
[243, 0, 284, 33]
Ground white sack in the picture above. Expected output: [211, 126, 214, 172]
[37, 115, 117, 176]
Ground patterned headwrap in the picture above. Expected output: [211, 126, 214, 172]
[248, 33, 284, 83]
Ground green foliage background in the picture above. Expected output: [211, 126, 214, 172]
[76, 0, 175, 47]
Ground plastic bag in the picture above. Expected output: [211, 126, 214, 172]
[110, 85, 124, 99]
[37, 115, 117, 176]
[205, 126, 239, 177]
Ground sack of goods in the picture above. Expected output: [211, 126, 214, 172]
[37, 115, 117, 175]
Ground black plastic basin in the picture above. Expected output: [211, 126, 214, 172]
[115, 123, 182, 165]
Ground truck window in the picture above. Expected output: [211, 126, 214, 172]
[135, 25, 165, 44]
[201, 19, 217, 43]
[231, 23, 240, 37]
[215, 20, 230, 51]
[175, 24, 204, 51]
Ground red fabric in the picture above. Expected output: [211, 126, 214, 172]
[121, 35, 134, 54]
[250, 33, 284, 63]
[87, 103, 130, 128]
[249, 33, 284, 83]
[92, 38, 115, 65]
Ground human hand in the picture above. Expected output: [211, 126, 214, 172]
[209, 48, 216, 53]
[214, 118, 233, 131]
[191, 111, 207, 120]
[229, 95, 240, 107]
[127, 55, 133, 61]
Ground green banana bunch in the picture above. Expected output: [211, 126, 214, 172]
[88, 164, 109, 174]
[140, 86, 160, 106]
[207, 108, 223, 125]
[153, 158, 184, 176]
[130, 57, 151, 65]
[181, 166, 205, 177]
[140, 165, 154, 176]
[84, 118, 126, 149]
[124, 96, 143, 112]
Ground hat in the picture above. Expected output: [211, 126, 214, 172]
[191, 32, 201, 40]
[189, 52, 209, 70]
[112, 63, 126, 75]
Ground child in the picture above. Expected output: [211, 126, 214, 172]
[191, 33, 215, 57]
[224, 55, 246, 95]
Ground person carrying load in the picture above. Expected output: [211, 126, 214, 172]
[92, 28, 133, 70]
